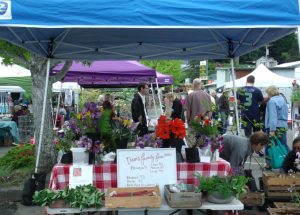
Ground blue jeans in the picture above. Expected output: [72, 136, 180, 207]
[221, 112, 228, 134]
[212, 111, 219, 120]
[65, 110, 70, 121]
[265, 128, 289, 165]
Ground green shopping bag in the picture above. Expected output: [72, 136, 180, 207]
[268, 137, 287, 169]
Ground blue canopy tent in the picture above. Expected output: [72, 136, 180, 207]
[0, 0, 300, 172]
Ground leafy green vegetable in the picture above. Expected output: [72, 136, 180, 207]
[33, 184, 105, 211]
[193, 172, 249, 200]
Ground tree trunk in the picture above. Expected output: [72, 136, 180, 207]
[31, 54, 57, 172]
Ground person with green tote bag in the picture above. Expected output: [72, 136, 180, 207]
[264, 85, 289, 170]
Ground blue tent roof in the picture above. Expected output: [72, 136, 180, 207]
[0, 0, 299, 60]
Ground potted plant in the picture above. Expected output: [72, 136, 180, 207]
[112, 118, 139, 163]
[156, 115, 186, 163]
[71, 102, 103, 164]
[193, 167, 249, 204]
[136, 133, 163, 149]
[71, 135, 105, 165]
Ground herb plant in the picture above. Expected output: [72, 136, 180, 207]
[193, 169, 249, 200]
[33, 184, 105, 211]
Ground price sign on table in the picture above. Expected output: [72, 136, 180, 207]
[117, 148, 177, 199]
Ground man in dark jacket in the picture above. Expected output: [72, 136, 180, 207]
[131, 82, 149, 137]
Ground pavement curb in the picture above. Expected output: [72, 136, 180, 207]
[0, 187, 23, 202]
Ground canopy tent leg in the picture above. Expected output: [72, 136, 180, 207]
[35, 59, 51, 173]
[83, 88, 85, 103]
[156, 78, 163, 116]
[172, 85, 173, 92]
[150, 82, 158, 119]
[54, 81, 63, 128]
[230, 59, 241, 136]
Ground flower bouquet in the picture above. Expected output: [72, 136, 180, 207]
[112, 118, 139, 163]
[70, 102, 103, 164]
[205, 134, 224, 162]
[72, 102, 103, 133]
[155, 115, 186, 163]
[191, 114, 219, 137]
[136, 133, 163, 149]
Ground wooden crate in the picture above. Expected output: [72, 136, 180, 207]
[264, 185, 298, 197]
[239, 192, 265, 206]
[3, 138, 12, 146]
[105, 186, 161, 209]
[274, 202, 299, 209]
[262, 172, 300, 186]
[268, 207, 300, 214]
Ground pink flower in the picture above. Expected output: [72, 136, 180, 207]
[84, 126, 87, 130]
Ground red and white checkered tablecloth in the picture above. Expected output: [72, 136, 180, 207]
[49, 159, 232, 193]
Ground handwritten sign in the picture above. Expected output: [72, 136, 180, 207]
[117, 148, 177, 199]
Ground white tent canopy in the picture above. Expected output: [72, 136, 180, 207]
[225, 64, 294, 88]
[52, 82, 80, 93]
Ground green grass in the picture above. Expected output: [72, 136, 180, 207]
[0, 166, 13, 177]
[14, 164, 35, 177]
[2, 177, 21, 187]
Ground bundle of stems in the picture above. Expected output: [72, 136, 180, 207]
[112, 190, 155, 197]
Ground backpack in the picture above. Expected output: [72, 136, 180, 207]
[21, 172, 47, 206]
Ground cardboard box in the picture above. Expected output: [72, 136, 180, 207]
[105, 186, 161, 209]
[4, 138, 12, 146]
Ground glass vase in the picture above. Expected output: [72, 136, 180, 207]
[210, 151, 216, 163]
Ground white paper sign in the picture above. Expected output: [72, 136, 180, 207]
[117, 149, 177, 199]
[69, 165, 93, 189]
[200, 156, 210, 163]
[0, 1, 11, 20]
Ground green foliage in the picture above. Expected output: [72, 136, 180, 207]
[0, 166, 13, 177]
[291, 89, 300, 102]
[99, 110, 115, 153]
[21, 92, 32, 104]
[114, 88, 135, 114]
[33, 184, 105, 211]
[193, 172, 249, 200]
[0, 143, 35, 169]
[140, 60, 182, 85]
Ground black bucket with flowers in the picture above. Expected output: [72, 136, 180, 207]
[112, 117, 139, 163]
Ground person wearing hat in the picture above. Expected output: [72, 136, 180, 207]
[218, 89, 230, 134]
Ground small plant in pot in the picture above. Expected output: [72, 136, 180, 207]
[155, 115, 186, 163]
[112, 117, 139, 163]
[193, 167, 249, 204]
[136, 133, 163, 149]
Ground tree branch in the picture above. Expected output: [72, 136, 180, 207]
[49, 61, 73, 84]
[0, 48, 30, 68]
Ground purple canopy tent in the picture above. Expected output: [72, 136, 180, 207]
[50, 61, 173, 87]
[50, 60, 166, 118]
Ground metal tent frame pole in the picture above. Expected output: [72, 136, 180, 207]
[35, 59, 51, 173]
[150, 81, 158, 119]
[54, 81, 63, 128]
[172, 85, 173, 92]
[155, 78, 163, 116]
[230, 58, 241, 136]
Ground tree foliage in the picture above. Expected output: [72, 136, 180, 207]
[140, 60, 182, 85]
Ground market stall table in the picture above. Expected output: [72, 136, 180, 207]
[0, 121, 20, 144]
[48, 159, 232, 214]
[49, 159, 232, 192]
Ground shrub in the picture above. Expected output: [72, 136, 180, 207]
[0, 143, 35, 169]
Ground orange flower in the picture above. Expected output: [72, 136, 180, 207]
[177, 129, 186, 139]
[197, 114, 204, 119]
[204, 119, 210, 126]
[156, 125, 170, 139]
[158, 115, 167, 125]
